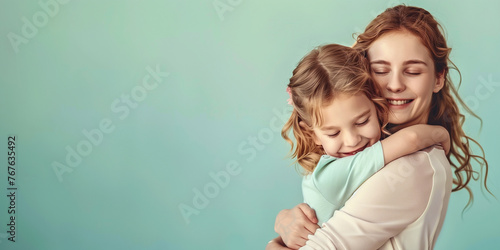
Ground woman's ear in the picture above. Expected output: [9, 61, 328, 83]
[299, 121, 322, 146]
[433, 71, 445, 93]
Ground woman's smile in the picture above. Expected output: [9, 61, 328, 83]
[368, 31, 445, 126]
[386, 98, 414, 110]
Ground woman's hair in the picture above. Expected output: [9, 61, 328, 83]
[352, 5, 491, 206]
[282, 44, 388, 173]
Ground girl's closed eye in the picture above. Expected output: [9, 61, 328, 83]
[328, 131, 340, 138]
[356, 117, 370, 126]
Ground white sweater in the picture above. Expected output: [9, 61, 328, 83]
[301, 146, 452, 250]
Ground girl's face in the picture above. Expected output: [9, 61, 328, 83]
[312, 93, 380, 158]
[367, 31, 444, 126]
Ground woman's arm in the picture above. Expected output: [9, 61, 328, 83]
[311, 125, 448, 222]
[272, 127, 448, 248]
[301, 149, 446, 249]
[277, 141, 385, 248]
[381, 124, 449, 164]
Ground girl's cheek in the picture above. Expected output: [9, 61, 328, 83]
[368, 123, 381, 140]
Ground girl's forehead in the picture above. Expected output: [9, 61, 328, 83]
[315, 93, 374, 128]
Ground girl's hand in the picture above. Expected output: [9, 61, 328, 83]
[439, 129, 451, 154]
[381, 124, 451, 164]
[418, 125, 450, 154]
[274, 203, 320, 249]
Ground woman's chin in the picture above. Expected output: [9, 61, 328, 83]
[388, 114, 428, 128]
[388, 114, 409, 125]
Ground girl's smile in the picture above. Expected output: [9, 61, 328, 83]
[338, 142, 370, 157]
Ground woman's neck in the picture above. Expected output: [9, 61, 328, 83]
[387, 117, 429, 133]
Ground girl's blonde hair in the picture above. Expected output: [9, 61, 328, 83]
[282, 44, 388, 173]
[352, 5, 491, 206]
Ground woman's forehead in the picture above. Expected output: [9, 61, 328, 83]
[367, 31, 433, 64]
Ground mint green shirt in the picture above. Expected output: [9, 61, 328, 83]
[302, 141, 384, 224]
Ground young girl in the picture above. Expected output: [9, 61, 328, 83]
[282, 44, 450, 224]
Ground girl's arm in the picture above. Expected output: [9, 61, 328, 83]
[381, 124, 449, 164]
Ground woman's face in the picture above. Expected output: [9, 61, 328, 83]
[367, 31, 444, 126]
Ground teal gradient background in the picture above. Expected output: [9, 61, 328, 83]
[0, 0, 499, 249]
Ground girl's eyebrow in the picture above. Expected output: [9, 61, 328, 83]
[370, 59, 427, 66]
[320, 109, 370, 131]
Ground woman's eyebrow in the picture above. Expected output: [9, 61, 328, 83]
[403, 59, 427, 66]
[370, 59, 427, 66]
[370, 60, 389, 65]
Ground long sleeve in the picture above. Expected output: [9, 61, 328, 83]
[301, 147, 451, 250]
[303, 141, 385, 224]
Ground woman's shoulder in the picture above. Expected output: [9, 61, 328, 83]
[349, 146, 450, 211]
[385, 145, 449, 177]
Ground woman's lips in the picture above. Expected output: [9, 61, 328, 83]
[387, 98, 413, 109]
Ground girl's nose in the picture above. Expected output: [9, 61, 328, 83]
[344, 130, 361, 147]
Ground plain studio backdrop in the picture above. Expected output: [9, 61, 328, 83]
[0, 0, 499, 249]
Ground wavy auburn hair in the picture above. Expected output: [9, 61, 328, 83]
[352, 5, 491, 206]
[282, 44, 388, 173]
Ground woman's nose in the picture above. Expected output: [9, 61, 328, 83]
[386, 73, 405, 93]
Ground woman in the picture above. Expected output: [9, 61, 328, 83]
[267, 5, 490, 249]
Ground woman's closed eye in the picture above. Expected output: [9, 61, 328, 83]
[373, 70, 389, 75]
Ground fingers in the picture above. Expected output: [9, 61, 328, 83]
[298, 203, 320, 235]
[444, 138, 451, 154]
[304, 221, 320, 235]
[288, 225, 312, 249]
[298, 203, 318, 224]
[278, 203, 319, 248]
[275, 209, 291, 234]
[277, 218, 308, 247]
[266, 237, 293, 250]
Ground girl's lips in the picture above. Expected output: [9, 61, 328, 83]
[341, 143, 369, 156]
